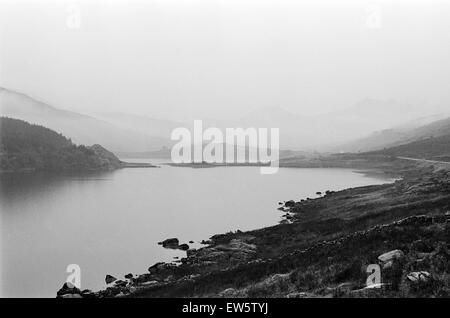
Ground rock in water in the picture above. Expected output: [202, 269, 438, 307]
[124, 273, 133, 279]
[159, 238, 179, 248]
[105, 275, 117, 284]
[178, 244, 190, 251]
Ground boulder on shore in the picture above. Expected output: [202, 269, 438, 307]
[56, 282, 81, 297]
[378, 249, 405, 269]
[105, 275, 117, 284]
[378, 250, 404, 263]
[178, 244, 190, 251]
[407, 271, 431, 283]
[284, 200, 296, 207]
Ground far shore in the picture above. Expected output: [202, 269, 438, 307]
[121, 161, 159, 168]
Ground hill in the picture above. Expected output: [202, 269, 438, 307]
[93, 112, 182, 140]
[370, 134, 450, 162]
[0, 88, 169, 152]
[0, 117, 123, 172]
[236, 100, 439, 150]
[336, 115, 450, 153]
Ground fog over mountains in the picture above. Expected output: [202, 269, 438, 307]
[0, 88, 170, 152]
[336, 114, 450, 153]
[1, 86, 449, 154]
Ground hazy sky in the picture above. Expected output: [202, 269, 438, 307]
[1, 0, 450, 121]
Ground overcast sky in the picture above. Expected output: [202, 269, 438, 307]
[1, 0, 450, 121]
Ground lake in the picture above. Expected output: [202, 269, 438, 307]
[0, 163, 395, 297]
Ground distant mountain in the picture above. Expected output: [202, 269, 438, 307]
[335, 115, 450, 153]
[0, 88, 170, 152]
[231, 100, 441, 150]
[239, 106, 304, 128]
[0, 117, 122, 172]
[93, 112, 183, 140]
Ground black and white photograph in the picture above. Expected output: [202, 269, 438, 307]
[1, 0, 450, 306]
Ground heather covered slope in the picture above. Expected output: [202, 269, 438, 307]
[0, 117, 123, 172]
[370, 134, 450, 162]
[336, 116, 450, 153]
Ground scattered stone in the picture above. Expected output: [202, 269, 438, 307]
[159, 238, 179, 248]
[179, 244, 190, 251]
[124, 273, 133, 279]
[56, 282, 81, 297]
[218, 288, 239, 297]
[114, 280, 127, 287]
[139, 280, 159, 286]
[287, 292, 316, 298]
[284, 200, 295, 207]
[407, 271, 431, 283]
[148, 262, 176, 273]
[316, 192, 322, 195]
[189, 241, 194, 244]
[326, 282, 357, 294]
[148, 262, 165, 271]
[61, 293, 83, 298]
[81, 289, 95, 298]
[105, 275, 117, 284]
[378, 250, 404, 264]
[377, 249, 405, 269]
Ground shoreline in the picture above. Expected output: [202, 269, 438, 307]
[57, 156, 450, 298]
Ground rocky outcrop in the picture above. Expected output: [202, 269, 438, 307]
[184, 239, 257, 269]
[378, 250, 405, 269]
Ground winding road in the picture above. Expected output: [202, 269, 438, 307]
[397, 156, 450, 165]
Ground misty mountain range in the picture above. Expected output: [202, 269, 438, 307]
[1, 86, 449, 155]
[0, 88, 170, 152]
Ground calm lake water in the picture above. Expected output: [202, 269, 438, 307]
[0, 163, 395, 297]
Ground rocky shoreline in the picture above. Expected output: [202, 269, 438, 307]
[57, 157, 450, 298]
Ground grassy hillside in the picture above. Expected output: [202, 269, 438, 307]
[337, 116, 450, 153]
[371, 134, 450, 161]
[0, 117, 122, 172]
